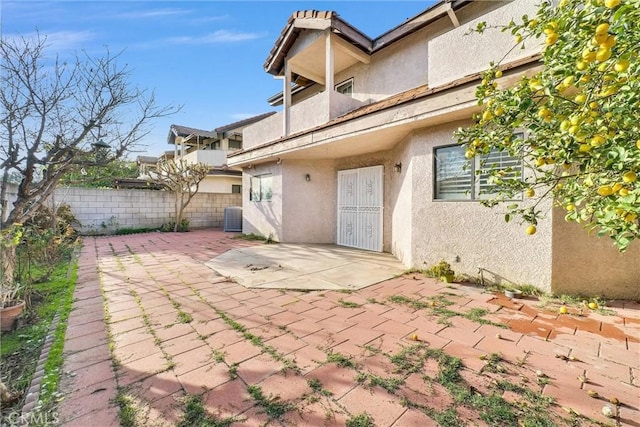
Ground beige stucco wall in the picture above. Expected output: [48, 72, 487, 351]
[198, 176, 242, 194]
[551, 209, 640, 300]
[404, 122, 555, 291]
[280, 159, 337, 243]
[428, 0, 540, 88]
[242, 162, 283, 240]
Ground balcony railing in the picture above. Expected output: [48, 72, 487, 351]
[243, 90, 365, 149]
[181, 149, 229, 167]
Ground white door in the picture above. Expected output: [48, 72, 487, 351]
[337, 165, 383, 252]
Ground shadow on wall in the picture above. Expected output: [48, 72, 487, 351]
[477, 267, 516, 288]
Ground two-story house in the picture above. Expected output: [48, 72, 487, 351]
[227, 0, 638, 299]
[157, 113, 275, 193]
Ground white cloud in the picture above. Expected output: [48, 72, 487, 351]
[115, 8, 191, 19]
[3, 30, 96, 53]
[167, 30, 264, 45]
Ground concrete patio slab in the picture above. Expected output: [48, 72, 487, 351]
[205, 243, 406, 290]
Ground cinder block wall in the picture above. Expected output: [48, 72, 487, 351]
[3, 184, 241, 234]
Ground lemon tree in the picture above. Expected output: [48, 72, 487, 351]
[456, 0, 639, 251]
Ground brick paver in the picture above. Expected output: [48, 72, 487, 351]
[57, 229, 640, 426]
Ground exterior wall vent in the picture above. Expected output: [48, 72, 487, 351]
[223, 206, 243, 232]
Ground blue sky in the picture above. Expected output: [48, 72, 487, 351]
[2, 1, 435, 157]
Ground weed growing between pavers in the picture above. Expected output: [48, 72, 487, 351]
[325, 351, 358, 369]
[387, 294, 506, 327]
[177, 395, 239, 427]
[345, 412, 375, 427]
[129, 289, 174, 372]
[115, 389, 137, 427]
[246, 384, 296, 420]
[159, 286, 194, 324]
[355, 372, 404, 393]
[338, 299, 361, 308]
[187, 288, 300, 373]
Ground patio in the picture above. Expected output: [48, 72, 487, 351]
[57, 229, 639, 426]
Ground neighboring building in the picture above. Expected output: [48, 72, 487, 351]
[227, 0, 639, 298]
[153, 114, 275, 193]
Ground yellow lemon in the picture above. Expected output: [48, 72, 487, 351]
[590, 135, 606, 147]
[526, 188, 535, 198]
[495, 69, 503, 78]
[622, 171, 637, 183]
[612, 182, 623, 192]
[482, 110, 493, 121]
[601, 35, 616, 48]
[614, 60, 630, 72]
[575, 94, 587, 103]
[559, 306, 568, 314]
[567, 204, 576, 211]
[619, 188, 629, 196]
[525, 225, 537, 235]
[596, 47, 612, 62]
[604, 0, 621, 7]
[636, 140, 640, 149]
[625, 213, 638, 222]
[595, 23, 610, 35]
[546, 33, 559, 46]
[588, 302, 598, 309]
[597, 185, 613, 196]
[535, 158, 546, 167]
[579, 144, 592, 153]
[576, 60, 588, 71]
[411, 333, 419, 341]
[515, 34, 523, 44]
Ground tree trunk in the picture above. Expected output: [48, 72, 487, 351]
[0, 244, 16, 286]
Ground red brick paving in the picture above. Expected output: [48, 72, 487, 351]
[57, 229, 640, 426]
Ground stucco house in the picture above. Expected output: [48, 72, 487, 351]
[139, 113, 275, 193]
[227, 0, 639, 299]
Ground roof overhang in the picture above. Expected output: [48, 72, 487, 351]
[229, 56, 541, 167]
[264, 10, 372, 78]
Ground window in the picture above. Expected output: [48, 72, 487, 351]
[249, 174, 272, 201]
[335, 78, 353, 97]
[434, 134, 523, 200]
[231, 184, 241, 194]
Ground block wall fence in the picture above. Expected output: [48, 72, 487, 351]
[3, 184, 241, 234]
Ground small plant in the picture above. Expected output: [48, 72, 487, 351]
[0, 282, 23, 308]
[247, 384, 296, 420]
[161, 218, 189, 232]
[338, 299, 361, 308]
[426, 259, 455, 282]
[177, 310, 193, 323]
[326, 351, 358, 369]
[346, 412, 375, 427]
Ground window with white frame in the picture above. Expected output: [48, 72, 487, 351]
[249, 174, 272, 201]
[335, 78, 353, 97]
[434, 133, 523, 200]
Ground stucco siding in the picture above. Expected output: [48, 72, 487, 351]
[198, 176, 242, 194]
[242, 163, 283, 240]
[428, 0, 539, 88]
[551, 208, 640, 300]
[406, 123, 554, 291]
[281, 159, 337, 243]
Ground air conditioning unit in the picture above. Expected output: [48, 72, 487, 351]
[223, 206, 242, 232]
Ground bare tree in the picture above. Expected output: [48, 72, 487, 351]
[149, 158, 210, 232]
[0, 33, 178, 285]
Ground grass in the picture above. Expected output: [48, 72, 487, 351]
[338, 299, 361, 308]
[115, 389, 137, 427]
[345, 412, 375, 427]
[0, 254, 78, 419]
[177, 395, 239, 427]
[246, 384, 296, 420]
[326, 351, 358, 369]
[31, 258, 79, 420]
[233, 233, 276, 244]
[177, 310, 193, 323]
[356, 372, 404, 393]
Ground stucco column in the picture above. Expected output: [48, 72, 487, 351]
[325, 30, 334, 101]
[283, 59, 292, 136]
